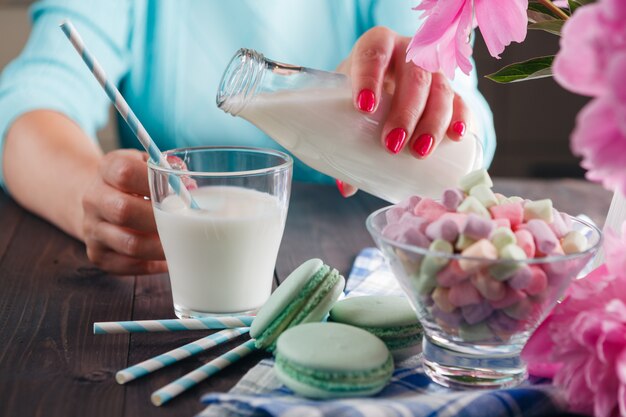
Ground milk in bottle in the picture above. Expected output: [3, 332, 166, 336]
[217, 49, 483, 203]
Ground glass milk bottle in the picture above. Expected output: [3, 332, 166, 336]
[217, 49, 483, 203]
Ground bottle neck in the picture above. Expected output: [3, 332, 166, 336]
[217, 49, 304, 116]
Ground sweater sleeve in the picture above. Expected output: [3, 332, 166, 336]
[0, 0, 133, 189]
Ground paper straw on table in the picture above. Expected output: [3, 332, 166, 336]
[94, 316, 254, 334]
[59, 20, 198, 209]
[116, 328, 249, 384]
[151, 339, 258, 406]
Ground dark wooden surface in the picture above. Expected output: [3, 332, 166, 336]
[0, 180, 612, 416]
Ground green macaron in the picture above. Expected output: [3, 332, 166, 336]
[329, 295, 423, 360]
[274, 322, 394, 399]
[250, 259, 345, 352]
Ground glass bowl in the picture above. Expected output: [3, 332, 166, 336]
[366, 206, 602, 389]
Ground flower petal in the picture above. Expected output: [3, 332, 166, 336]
[475, 0, 528, 58]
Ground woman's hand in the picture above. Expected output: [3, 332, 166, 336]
[335, 27, 471, 197]
[82, 149, 168, 275]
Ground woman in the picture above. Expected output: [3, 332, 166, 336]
[0, 0, 495, 274]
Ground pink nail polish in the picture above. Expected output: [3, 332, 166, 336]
[412, 134, 434, 158]
[357, 89, 376, 112]
[452, 121, 466, 137]
[384, 128, 407, 154]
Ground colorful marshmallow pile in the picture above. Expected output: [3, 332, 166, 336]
[382, 169, 589, 343]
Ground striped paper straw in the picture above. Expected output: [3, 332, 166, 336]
[116, 328, 249, 384]
[151, 339, 257, 406]
[59, 20, 198, 209]
[93, 316, 254, 334]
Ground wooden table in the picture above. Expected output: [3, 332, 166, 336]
[0, 179, 612, 417]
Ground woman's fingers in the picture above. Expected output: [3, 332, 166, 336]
[101, 149, 151, 197]
[92, 221, 165, 260]
[350, 27, 396, 113]
[86, 243, 168, 275]
[447, 93, 471, 141]
[409, 73, 455, 159]
[92, 183, 157, 232]
[381, 40, 432, 154]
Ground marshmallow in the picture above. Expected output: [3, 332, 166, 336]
[459, 169, 493, 193]
[549, 208, 569, 238]
[442, 188, 465, 211]
[508, 196, 524, 204]
[459, 239, 498, 272]
[525, 266, 548, 295]
[455, 234, 476, 251]
[430, 305, 463, 327]
[490, 227, 516, 250]
[462, 301, 494, 325]
[448, 280, 483, 307]
[507, 265, 533, 290]
[561, 230, 587, 254]
[493, 218, 512, 230]
[514, 229, 536, 258]
[419, 239, 453, 277]
[526, 219, 560, 255]
[503, 297, 537, 322]
[471, 271, 507, 301]
[457, 196, 491, 218]
[494, 193, 508, 204]
[432, 287, 456, 313]
[414, 198, 448, 222]
[489, 202, 524, 227]
[459, 322, 494, 342]
[488, 244, 527, 281]
[469, 184, 499, 208]
[383, 222, 430, 248]
[487, 310, 522, 340]
[490, 286, 526, 309]
[439, 212, 468, 229]
[398, 195, 422, 212]
[410, 271, 437, 295]
[385, 206, 406, 225]
[437, 260, 470, 287]
[425, 218, 460, 242]
[463, 214, 495, 240]
[399, 212, 428, 232]
[523, 199, 554, 223]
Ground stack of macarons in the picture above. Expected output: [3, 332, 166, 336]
[249, 259, 425, 399]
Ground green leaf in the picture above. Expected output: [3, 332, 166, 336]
[567, 0, 581, 12]
[486, 56, 555, 83]
[528, 20, 565, 36]
[568, 0, 595, 13]
[528, 2, 564, 19]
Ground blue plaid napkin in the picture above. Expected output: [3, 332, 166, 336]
[199, 248, 565, 417]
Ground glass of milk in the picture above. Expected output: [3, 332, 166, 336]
[148, 147, 292, 318]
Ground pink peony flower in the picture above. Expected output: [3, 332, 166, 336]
[553, 0, 626, 97]
[569, 52, 626, 196]
[523, 225, 626, 417]
[407, 0, 528, 79]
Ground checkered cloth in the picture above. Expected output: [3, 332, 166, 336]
[199, 248, 566, 417]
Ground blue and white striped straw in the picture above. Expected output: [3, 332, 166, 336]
[93, 316, 254, 334]
[59, 20, 198, 209]
[151, 339, 258, 406]
[116, 328, 249, 384]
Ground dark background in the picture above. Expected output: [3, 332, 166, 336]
[0, 1, 589, 178]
